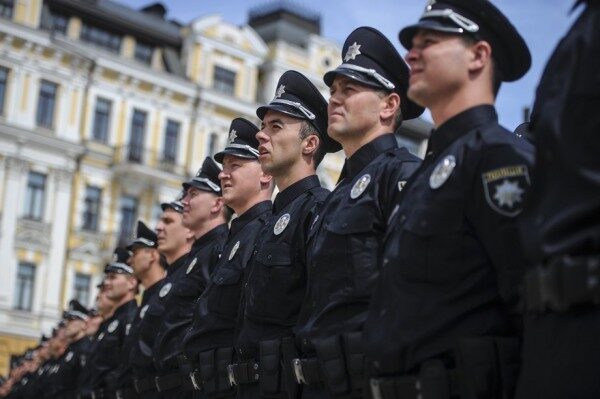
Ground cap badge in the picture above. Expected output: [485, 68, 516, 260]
[159, 282, 172, 298]
[274, 84, 286, 99]
[107, 320, 119, 333]
[227, 129, 238, 145]
[350, 174, 371, 199]
[229, 241, 240, 261]
[425, 0, 436, 11]
[112, 253, 118, 262]
[344, 42, 362, 62]
[274, 213, 291, 235]
[430, 155, 456, 189]
[186, 257, 198, 274]
[65, 351, 73, 362]
[140, 304, 149, 319]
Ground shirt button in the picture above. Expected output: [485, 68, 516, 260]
[253, 250, 258, 255]
[302, 338, 308, 345]
[239, 349, 243, 355]
[267, 255, 272, 260]
[382, 258, 389, 267]
[399, 214, 406, 223]
[380, 309, 387, 317]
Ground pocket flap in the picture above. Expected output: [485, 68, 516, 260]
[211, 267, 242, 285]
[256, 242, 292, 266]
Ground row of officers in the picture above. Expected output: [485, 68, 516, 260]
[2, 0, 598, 398]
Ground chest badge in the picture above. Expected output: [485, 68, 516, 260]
[229, 241, 240, 260]
[125, 323, 131, 336]
[274, 213, 291, 235]
[140, 304, 149, 319]
[186, 257, 197, 274]
[430, 155, 456, 189]
[159, 282, 172, 298]
[107, 320, 119, 333]
[65, 351, 73, 362]
[97, 332, 105, 341]
[350, 174, 371, 199]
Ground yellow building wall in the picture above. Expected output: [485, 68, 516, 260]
[0, 334, 37, 376]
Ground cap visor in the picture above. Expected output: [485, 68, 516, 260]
[257, 103, 305, 121]
[399, 21, 464, 49]
[214, 148, 258, 164]
[323, 68, 384, 90]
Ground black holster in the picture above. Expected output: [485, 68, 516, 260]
[455, 336, 520, 399]
[199, 347, 235, 397]
[259, 339, 281, 397]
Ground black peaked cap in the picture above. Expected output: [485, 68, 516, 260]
[182, 157, 222, 194]
[324, 26, 424, 120]
[257, 70, 341, 153]
[127, 220, 158, 250]
[64, 299, 90, 320]
[399, 0, 531, 82]
[160, 199, 184, 213]
[104, 247, 133, 275]
[214, 118, 260, 164]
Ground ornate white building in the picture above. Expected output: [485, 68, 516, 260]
[0, 0, 430, 374]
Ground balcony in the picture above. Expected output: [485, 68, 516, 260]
[112, 145, 187, 189]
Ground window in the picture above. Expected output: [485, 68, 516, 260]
[14, 262, 35, 311]
[119, 195, 138, 243]
[128, 109, 146, 162]
[92, 98, 111, 143]
[36, 80, 58, 128]
[134, 41, 153, 65]
[208, 133, 219, 157]
[82, 186, 102, 231]
[213, 66, 236, 95]
[50, 12, 68, 34]
[73, 273, 91, 306]
[80, 23, 121, 53]
[163, 120, 179, 163]
[0, 66, 7, 115]
[24, 172, 46, 220]
[0, 0, 13, 19]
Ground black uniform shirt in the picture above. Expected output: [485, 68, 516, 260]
[364, 105, 534, 374]
[519, 2, 600, 261]
[76, 335, 95, 395]
[153, 225, 229, 370]
[51, 336, 89, 396]
[112, 278, 165, 388]
[89, 299, 138, 389]
[294, 134, 421, 345]
[183, 201, 272, 359]
[235, 176, 329, 359]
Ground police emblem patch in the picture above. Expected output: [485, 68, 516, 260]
[97, 332, 105, 341]
[482, 165, 530, 217]
[398, 180, 407, 192]
[344, 42, 362, 62]
[351, 174, 371, 199]
[186, 257, 198, 274]
[140, 304, 149, 319]
[430, 155, 456, 189]
[274, 213, 291, 235]
[107, 320, 119, 333]
[229, 241, 240, 260]
[65, 351, 73, 362]
[159, 282, 172, 298]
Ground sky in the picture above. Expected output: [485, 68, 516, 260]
[121, 0, 581, 130]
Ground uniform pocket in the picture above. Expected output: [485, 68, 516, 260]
[208, 267, 243, 317]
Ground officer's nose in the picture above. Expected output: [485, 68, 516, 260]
[256, 129, 268, 144]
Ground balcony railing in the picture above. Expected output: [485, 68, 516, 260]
[113, 145, 186, 176]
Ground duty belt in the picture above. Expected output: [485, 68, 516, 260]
[369, 365, 460, 399]
[525, 254, 600, 312]
[291, 357, 324, 385]
[227, 361, 260, 386]
[153, 371, 202, 392]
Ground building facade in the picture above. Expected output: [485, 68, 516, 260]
[0, 0, 430, 375]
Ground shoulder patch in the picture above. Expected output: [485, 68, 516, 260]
[482, 165, 530, 216]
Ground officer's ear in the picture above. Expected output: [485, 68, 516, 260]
[467, 40, 492, 76]
[379, 91, 401, 125]
[212, 196, 225, 215]
[301, 133, 319, 158]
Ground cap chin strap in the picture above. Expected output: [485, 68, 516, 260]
[422, 8, 480, 33]
[337, 63, 395, 90]
[227, 143, 260, 158]
[192, 177, 221, 192]
[270, 99, 316, 120]
[135, 237, 156, 247]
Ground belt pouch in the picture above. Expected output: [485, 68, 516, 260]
[313, 335, 349, 395]
[259, 339, 282, 396]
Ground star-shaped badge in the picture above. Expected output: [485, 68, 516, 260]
[493, 179, 524, 208]
[344, 42, 362, 62]
[274, 84, 285, 99]
[227, 129, 237, 145]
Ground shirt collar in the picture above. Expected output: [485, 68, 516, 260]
[273, 175, 321, 213]
[166, 253, 189, 276]
[142, 278, 164, 302]
[338, 133, 398, 182]
[113, 299, 137, 317]
[230, 200, 272, 236]
[193, 223, 229, 250]
[426, 105, 498, 158]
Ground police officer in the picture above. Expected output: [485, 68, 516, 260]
[130, 200, 193, 397]
[109, 221, 167, 399]
[150, 158, 229, 397]
[228, 71, 341, 398]
[291, 27, 423, 398]
[52, 300, 93, 399]
[516, 1, 600, 397]
[89, 248, 138, 399]
[363, 1, 534, 398]
[182, 118, 273, 398]
[76, 304, 102, 399]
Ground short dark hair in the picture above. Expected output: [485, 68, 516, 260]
[460, 35, 502, 97]
[299, 121, 326, 166]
